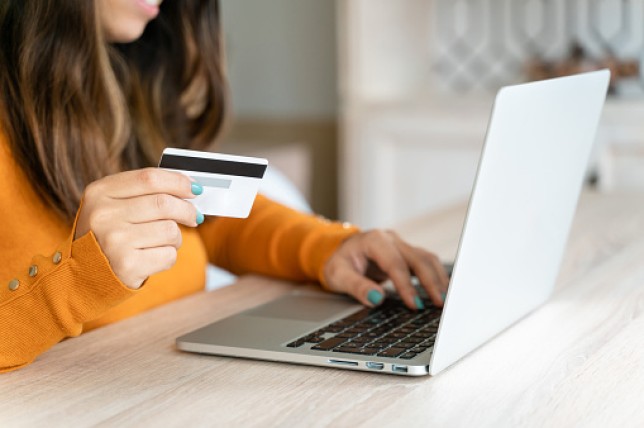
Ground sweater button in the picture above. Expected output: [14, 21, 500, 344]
[28, 265, 39, 277]
[8, 279, 19, 291]
[53, 251, 62, 264]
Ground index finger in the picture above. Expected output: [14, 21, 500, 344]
[399, 245, 448, 307]
[99, 168, 197, 200]
[362, 233, 419, 310]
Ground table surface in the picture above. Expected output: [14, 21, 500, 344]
[3, 191, 644, 427]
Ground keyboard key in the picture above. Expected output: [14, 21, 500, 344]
[353, 323, 374, 331]
[286, 339, 305, 348]
[312, 337, 347, 351]
[344, 309, 371, 322]
[369, 314, 388, 322]
[400, 352, 417, 359]
[385, 332, 407, 339]
[332, 346, 378, 356]
[377, 347, 406, 358]
[397, 314, 416, 321]
[333, 346, 363, 354]
[328, 322, 350, 330]
[421, 338, 436, 346]
[379, 321, 398, 328]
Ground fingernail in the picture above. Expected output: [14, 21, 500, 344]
[196, 208, 205, 225]
[191, 182, 203, 196]
[414, 296, 425, 310]
[441, 291, 447, 301]
[367, 290, 383, 306]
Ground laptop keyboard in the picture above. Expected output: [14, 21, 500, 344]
[285, 298, 441, 360]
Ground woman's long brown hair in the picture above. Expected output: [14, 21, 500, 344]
[0, 0, 227, 222]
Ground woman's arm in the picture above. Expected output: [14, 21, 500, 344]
[0, 221, 136, 373]
[0, 136, 199, 372]
[0, 138, 137, 372]
[199, 195, 448, 310]
[197, 195, 360, 285]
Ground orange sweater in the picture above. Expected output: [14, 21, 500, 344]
[0, 132, 359, 373]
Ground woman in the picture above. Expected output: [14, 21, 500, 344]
[0, 0, 448, 373]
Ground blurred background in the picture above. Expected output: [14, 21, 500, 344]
[219, 0, 644, 229]
[219, 0, 338, 218]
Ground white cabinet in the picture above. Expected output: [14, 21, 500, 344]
[337, 0, 644, 229]
[341, 101, 489, 229]
[596, 100, 644, 192]
[337, 0, 493, 228]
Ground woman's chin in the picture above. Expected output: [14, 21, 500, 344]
[104, 22, 148, 44]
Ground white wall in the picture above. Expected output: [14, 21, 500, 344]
[220, 0, 338, 120]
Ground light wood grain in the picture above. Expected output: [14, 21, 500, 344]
[2, 191, 644, 427]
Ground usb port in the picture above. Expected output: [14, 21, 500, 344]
[366, 362, 384, 370]
[392, 364, 408, 373]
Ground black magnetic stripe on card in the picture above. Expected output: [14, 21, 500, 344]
[159, 154, 267, 178]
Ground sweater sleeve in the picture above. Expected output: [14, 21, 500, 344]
[197, 195, 360, 287]
[0, 138, 138, 373]
[0, 210, 138, 373]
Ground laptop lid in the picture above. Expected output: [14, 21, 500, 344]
[430, 70, 610, 375]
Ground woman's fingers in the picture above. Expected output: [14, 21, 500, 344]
[396, 242, 447, 307]
[89, 168, 196, 200]
[113, 246, 179, 288]
[325, 258, 386, 307]
[323, 230, 450, 310]
[76, 168, 202, 289]
[361, 232, 421, 310]
[125, 220, 184, 250]
[418, 247, 450, 293]
[122, 193, 199, 227]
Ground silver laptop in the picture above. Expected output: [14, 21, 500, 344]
[177, 70, 610, 376]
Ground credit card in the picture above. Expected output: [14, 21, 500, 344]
[158, 148, 268, 218]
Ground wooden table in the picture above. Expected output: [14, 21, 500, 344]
[3, 192, 644, 427]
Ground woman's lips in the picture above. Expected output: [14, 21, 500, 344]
[137, 0, 163, 18]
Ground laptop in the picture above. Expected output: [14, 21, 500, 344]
[177, 70, 610, 376]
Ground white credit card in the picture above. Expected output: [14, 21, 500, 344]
[159, 148, 268, 218]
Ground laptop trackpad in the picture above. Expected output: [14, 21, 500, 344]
[244, 294, 359, 322]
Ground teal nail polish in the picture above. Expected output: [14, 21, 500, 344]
[441, 291, 447, 301]
[196, 208, 205, 225]
[191, 182, 203, 196]
[367, 290, 383, 306]
[414, 296, 425, 310]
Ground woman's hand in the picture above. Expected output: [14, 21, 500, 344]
[323, 230, 449, 309]
[75, 168, 202, 289]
